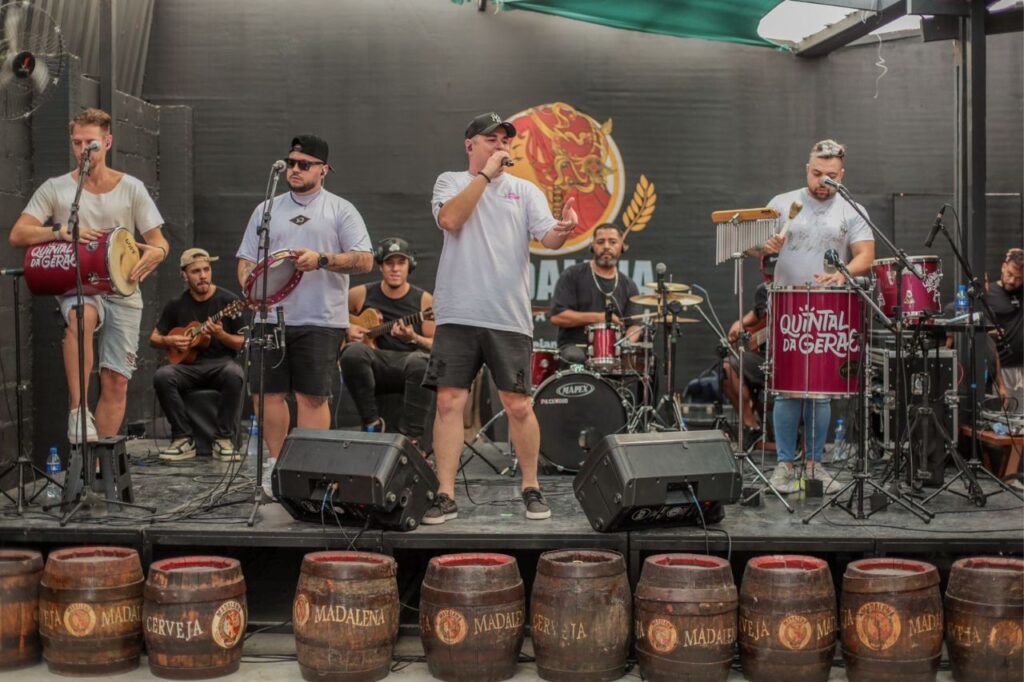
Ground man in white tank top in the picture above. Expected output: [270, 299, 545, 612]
[11, 108, 169, 445]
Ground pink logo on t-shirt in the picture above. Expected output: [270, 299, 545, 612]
[504, 191, 521, 201]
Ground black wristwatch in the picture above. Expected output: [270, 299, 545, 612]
[317, 253, 330, 270]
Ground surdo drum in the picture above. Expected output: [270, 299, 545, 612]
[767, 286, 863, 398]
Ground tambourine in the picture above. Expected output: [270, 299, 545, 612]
[244, 250, 303, 305]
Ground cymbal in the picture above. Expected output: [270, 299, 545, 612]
[627, 311, 699, 324]
[643, 281, 691, 293]
[630, 293, 704, 308]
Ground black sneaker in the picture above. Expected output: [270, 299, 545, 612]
[421, 493, 458, 525]
[522, 487, 551, 520]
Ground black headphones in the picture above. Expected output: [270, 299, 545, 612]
[374, 237, 417, 272]
[590, 224, 629, 254]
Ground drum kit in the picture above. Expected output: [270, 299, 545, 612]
[529, 281, 702, 473]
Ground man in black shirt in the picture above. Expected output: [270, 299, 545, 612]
[987, 247, 1023, 410]
[549, 224, 643, 364]
[340, 237, 435, 440]
[150, 249, 246, 461]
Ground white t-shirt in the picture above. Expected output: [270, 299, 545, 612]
[237, 189, 372, 328]
[768, 187, 874, 287]
[431, 172, 557, 336]
[23, 172, 164, 308]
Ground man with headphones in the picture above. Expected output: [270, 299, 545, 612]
[549, 223, 643, 364]
[340, 237, 435, 439]
[149, 248, 247, 461]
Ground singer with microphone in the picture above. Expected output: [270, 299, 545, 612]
[751, 139, 876, 495]
[10, 108, 168, 444]
[549, 223, 643, 365]
[236, 134, 373, 495]
[422, 111, 578, 525]
[149, 248, 246, 461]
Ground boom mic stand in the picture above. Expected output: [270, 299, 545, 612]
[0, 270, 64, 513]
[247, 162, 286, 526]
[803, 264, 931, 523]
[57, 150, 155, 524]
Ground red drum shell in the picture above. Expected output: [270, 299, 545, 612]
[872, 256, 942, 320]
[586, 322, 622, 370]
[531, 348, 559, 389]
[24, 228, 139, 297]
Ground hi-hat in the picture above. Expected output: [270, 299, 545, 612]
[643, 281, 691, 293]
[630, 293, 703, 308]
[627, 311, 699, 324]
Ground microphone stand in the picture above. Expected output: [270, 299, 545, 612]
[803, 262, 932, 523]
[826, 181, 930, 504]
[57, 151, 155, 524]
[247, 163, 285, 526]
[919, 216, 1019, 504]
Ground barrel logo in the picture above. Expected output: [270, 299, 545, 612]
[988, 620, 1023, 657]
[63, 603, 97, 637]
[778, 614, 813, 650]
[211, 600, 245, 649]
[434, 609, 468, 646]
[293, 593, 310, 627]
[646, 618, 678, 653]
[855, 601, 901, 651]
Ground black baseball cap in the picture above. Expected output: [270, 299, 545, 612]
[290, 135, 330, 164]
[464, 112, 516, 139]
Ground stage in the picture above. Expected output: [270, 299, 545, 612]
[0, 436, 1019, 627]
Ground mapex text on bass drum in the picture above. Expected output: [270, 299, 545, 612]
[532, 370, 630, 473]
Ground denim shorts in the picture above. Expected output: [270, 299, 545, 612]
[59, 294, 141, 379]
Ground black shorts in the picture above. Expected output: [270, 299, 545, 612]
[423, 324, 532, 394]
[728, 350, 766, 388]
[248, 324, 343, 397]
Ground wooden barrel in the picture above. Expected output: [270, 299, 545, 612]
[945, 556, 1024, 682]
[38, 545, 144, 675]
[143, 556, 247, 679]
[293, 551, 399, 682]
[531, 549, 631, 682]
[419, 553, 525, 682]
[0, 549, 43, 670]
[738, 555, 836, 682]
[840, 557, 943, 682]
[634, 554, 737, 682]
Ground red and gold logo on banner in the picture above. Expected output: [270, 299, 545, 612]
[507, 102, 656, 255]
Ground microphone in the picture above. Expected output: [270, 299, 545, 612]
[821, 177, 843, 191]
[271, 159, 287, 173]
[501, 158, 514, 167]
[656, 262, 667, 277]
[84, 140, 101, 153]
[824, 248, 840, 275]
[924, 205, 947, 248]
[0, 267, 24, 277]
[275, 305, 286, 352]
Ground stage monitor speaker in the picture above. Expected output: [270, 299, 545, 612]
[573, 430, 741, 532]
[274, 429, 438, 531]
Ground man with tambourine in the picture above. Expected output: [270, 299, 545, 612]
[10, 108, 169, 445]
[756, 139, 875, 494]
[236, 134, 373, 491]
[340, 236, 435, 442]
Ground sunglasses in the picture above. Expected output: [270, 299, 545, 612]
[284, 158, 325, 171]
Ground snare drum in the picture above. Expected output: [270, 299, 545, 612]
[533, 370, 630, 472]
[244, 250, 304, 305]
[873, 255, 942, 320]
[768, 286, 862, 398]
[585, 322, 622, 370]
[531, 347, 559, 388]
[24, 227, 140, 297]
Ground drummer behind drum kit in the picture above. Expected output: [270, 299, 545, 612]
[530, 281, 701, 474]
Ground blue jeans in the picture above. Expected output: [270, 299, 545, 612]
[773, 396, 831, 463]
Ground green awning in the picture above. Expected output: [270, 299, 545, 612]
[488, 0, 786, 48]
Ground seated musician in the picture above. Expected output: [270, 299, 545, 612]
[988, 248, 1023, 412]
[340, 237, 434, 440]
[549, 223, 643, 365]
[148, 249, 246, 461]
[723, 254, 775, 445]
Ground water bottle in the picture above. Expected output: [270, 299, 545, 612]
[246, 417, 259, 458]
[832, 419, 847, 462]
[45, 447, 62, 504]
[955, 284, 969, 316]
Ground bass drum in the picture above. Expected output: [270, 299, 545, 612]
[533, 370, 630, 474]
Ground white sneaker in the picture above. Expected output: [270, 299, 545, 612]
[159, 437, 196, 461]
[769, 464, 800, 494]
[67, 408, 98, 444]
[262, 457, 277, 500]
[807, 464, 838, 493]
